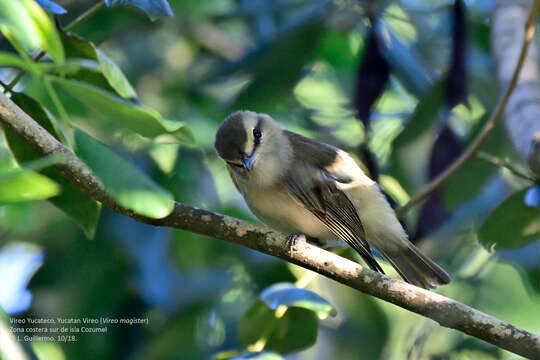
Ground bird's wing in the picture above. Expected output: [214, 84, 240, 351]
[282, 135, 383, 273]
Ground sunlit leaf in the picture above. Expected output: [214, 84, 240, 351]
[0, 51, 34, 72]
[36, 0, 66, 14]
[4, 92, 101, 238]
[238, 300, 318, 354]
[479, 187, 540, 250]
[61, 32, 137, 100]
[231, 352, 285, 360]
[75, 130, 175, 219]
[104, 0, 173, 20]
[51, 77, 193, 143]
[0, 0, 64, 63]
[0, 168, 59, 204]
[260, 282, 336, 319]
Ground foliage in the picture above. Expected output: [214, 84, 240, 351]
[0, 0, 538, 359]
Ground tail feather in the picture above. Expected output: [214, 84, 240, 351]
[380, 242, 451, 289]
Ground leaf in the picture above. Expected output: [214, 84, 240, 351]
[232, 16, 325, 112]
[51, 77, 193, 143]
[238, 300, 318, 354]
[479, 187, 540, 250]
[260, 283, 336, 319]
[0, 0, 64, 63]
[392, 80, 446, 150]
[0, 168, 59, 204]
[36, 0, 66, 14]
[0, 51, 34, 72]
[4, 92, 101, 238]
[104, 0, 173, 20]
[61, 32, 137, 100]
[75, 130, 175, 219]
[231, 352, 285, 360]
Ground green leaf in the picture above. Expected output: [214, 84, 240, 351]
[0, 168, 59, 204]
[51, 77, 193, 143]
[0, 0, 64, 63]
[4, 92, 101, 238]
[479, 187, 540, 250]
[392, 80, 446, 149]
[75, 130, 175, 219]
[238, 300, 318, 354]
[0, 51, 34, 72]
[104, 0, 173, 20]
[232, 17, 325, 112]
[260, 283, 336, 319]
[231, 352, 285, 360]
[61, 32, 137, 99]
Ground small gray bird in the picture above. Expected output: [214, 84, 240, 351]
[214, 110, 451, 289]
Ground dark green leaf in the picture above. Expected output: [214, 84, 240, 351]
[51, 77, 193, 143]
[61, 32, 137, 100]
[4, 92, 101, 238]
[392, 80, 446, 149]
[442, 121, 511, 209]
[104, 0, 173, 20]
[232, 17, 325, 112]
[75, 130, 175, 219]
[36, 0, 66, 14]
[260, 282, 336, 318]
[479, 187, 540, 250]
[238, 300, 318, 354]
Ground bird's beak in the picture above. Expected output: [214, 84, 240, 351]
[242, 152, 257, 171]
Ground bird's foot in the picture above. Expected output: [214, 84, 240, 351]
[286, 233, 307, 256]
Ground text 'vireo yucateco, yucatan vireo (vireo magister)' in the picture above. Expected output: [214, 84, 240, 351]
[214, 110, 451, 289]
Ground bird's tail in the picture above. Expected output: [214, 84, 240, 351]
[377, 235, 451, 289]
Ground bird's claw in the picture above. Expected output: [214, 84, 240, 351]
[286, 233, 307, 256]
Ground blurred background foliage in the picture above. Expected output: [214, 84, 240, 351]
[0, 0, 539, 359]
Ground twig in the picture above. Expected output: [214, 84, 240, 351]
[476, 151, 537, 182]
[0, 91, 539, 359]
[2, 1, 105, 94]
[396, 0, 540, 217]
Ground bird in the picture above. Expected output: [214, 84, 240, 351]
[214, 110, 451, 289]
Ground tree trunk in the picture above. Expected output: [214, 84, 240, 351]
[492, 0, 540, 176]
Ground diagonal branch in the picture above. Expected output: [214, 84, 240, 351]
[397, 0, 540, 217]
[0, 92, 539, 359]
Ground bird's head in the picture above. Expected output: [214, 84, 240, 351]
[214, 110, 291, 186]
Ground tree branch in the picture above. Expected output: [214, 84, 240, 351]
[0, 93, 539, 359]
[397, 0, 539, 217]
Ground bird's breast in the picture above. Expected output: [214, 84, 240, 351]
[239, 183, 332, 239]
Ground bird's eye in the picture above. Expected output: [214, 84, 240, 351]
[253, 128, 262, 139]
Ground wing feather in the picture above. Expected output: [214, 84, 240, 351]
[282, 160, 384, 273]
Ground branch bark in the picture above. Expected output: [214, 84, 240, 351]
[493, 0, 540, 176]
[0, 93, 539, 358]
